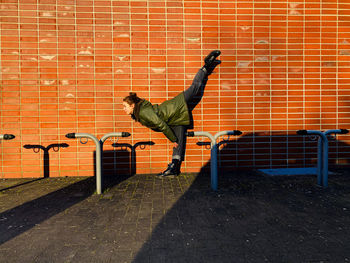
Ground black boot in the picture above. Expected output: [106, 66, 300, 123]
[202, 50, 221, 75]
[204, 50, 221, 66]
[202, 60, 221, 75]
[158, 159, 181, 178]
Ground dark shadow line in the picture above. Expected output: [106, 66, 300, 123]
[0, 178, 46, 193]
[0, 177, 96, 245]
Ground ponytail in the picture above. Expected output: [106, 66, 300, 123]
[123, 92, 141, 105]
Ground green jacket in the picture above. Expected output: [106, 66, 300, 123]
[132, 92, 190, 142]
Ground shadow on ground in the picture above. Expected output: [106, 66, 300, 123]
[132, 132, 350, 262]
[0, 145, 147, 246]
[0, 178, 45, 192]
[0, 173, 131, 246]
[0, 133, 349, 262]
[0, 177, 95, 245]
[132, 169, 350, 262]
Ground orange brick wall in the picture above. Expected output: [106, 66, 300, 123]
[1, 0, 350, 178]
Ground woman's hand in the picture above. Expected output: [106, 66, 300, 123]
[173, 142, 179, 148]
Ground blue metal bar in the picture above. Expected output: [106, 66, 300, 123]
[322, 134, 329, 187]
[322, 129, 349, 187]
[324, 129, 349, 136]
[297, 129, 349, 188]
[297, 130, 327, 187]
[187, 132, 217, 189]
[317, 137, 322, 185]
[187, 130, 241, 191]
[211, 146, 218, 190]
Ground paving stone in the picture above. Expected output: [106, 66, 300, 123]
[1, 171, 350, 262]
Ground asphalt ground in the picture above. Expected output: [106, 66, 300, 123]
[1, 169, 350, 263]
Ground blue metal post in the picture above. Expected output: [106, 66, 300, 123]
[297, 130, 327, 187]
[317, 137, 323, 185]
[322, 129, 349, 187]
[297, 129, 349, 187]
[187, 130, 242, 191]
[211, 144, 218, 191]
[322, 134, 329, 187]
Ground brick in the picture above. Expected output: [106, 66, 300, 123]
[1, 1, 350, 178]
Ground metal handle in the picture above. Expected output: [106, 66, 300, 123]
[232, 130, 242, 136]
[65, 133, 76, 139]
[3, 134, 15, 140]
[186, 131, 195, 137]
[297, 130, 308, 135]
[122, 132, 131, 137]
[340, 129, 349, 134]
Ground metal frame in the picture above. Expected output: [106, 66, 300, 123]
[187, 130, 242, 191]
[65, 132, 130, 194]
[297, 129, 349, 187]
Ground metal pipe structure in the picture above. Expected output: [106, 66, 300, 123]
[297, 130, 328, 187]
[66, 132, 131, 194]
[100, 132, 131, 144]
[322, 129, 349, 187]
[297, 129, 349, 187]
[0, 134, 15, 141]
[66, 133, 102, 194]
[187, 130, 242, 191]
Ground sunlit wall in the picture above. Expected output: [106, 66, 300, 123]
[1, 0, 350, 178]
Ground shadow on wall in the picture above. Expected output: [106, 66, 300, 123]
[23, 143, 69, 178]
[94, 132, 349, 185]
[94, 141, 155, 176]
[192, 132, 350, 176]
[132, 133, 350, 262]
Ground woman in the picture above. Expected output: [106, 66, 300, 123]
[123, 50, 221, 177]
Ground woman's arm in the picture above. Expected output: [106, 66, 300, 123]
[139, 108, 178, 142]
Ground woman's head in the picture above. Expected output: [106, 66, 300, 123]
[123, 92, 141, 115]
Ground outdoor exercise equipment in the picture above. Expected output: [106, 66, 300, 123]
[65, 132, 130, 194]
[186, 130, 242, 191]
[0, 134, 15, 141]
[297, 129, 349, 188]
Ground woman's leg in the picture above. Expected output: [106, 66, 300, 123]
[183, 50, 221, 104]
[183, 58, 221, 111]
[158, 51, 221, 177]
[171, 125, 187, 162]
[158, 125, 186, 177]
[183, 69, 208, 106]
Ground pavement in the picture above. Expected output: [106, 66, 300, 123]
[0, 169, 350, 263]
